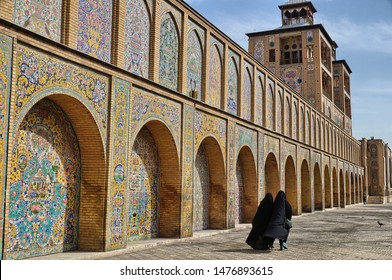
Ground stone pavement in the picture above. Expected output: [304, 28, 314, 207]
[31, 203, 392, 260]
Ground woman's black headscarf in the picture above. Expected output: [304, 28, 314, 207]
[264, 191, 288, 240]
[246, 193, 274, 249]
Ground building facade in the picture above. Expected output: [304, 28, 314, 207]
[247, 0, 352, 134]
[361, 138, 392, 204]
[0, 0, 370, 259]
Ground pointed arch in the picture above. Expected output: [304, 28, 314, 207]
[345, 171, 350, 206]
[4, 94, 107, 258]
[125, 0, 151, 78]
[242, 67, 253, 121]
[276, 91, 283, 133]
[292, 101, 298, 140]
[130, 120, 181, 239]
[194, 136, 227, 230]
[300, 107, 305, 142]
[208, 44, 223, 108]
[227, 57, 239, 115]
[187, 29, 203, 100]
[256, 75, 264, 126]
[301, 160, 311, 213]
[285, 97, 291, 138]
[265, 153, 280, 198]
[285, 156, 298, 215]
[351, 172, 355, 204]
[159, 12, 180, 91]
[267, 84, 275, 130]
[236, 146, 258, 223]
[333, 167, 339, 207]
[339, 170, 345, 208]
[324, 165, 332, 208]
[314, 163, 322, 210]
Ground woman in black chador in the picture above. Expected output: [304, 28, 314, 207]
[246, 193, 275, 250]
[263, 191, 290, 250]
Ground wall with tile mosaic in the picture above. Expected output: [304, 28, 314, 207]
[130, 87, 181, 154]
[14, 44, 109, 145]
[193, 145, 209, 231]
[227, 56, 238, 115]
[128, 127, 159, 241]
[159, 13, 179, 91]
[281, 65, 303, 94]
[235, 125, 258, 159]
[208, 40, 222, 108]
[242, 61, 253, 121]
[181, 105, 194, 237]
[227, 121, 236, 227]
[13, 0, 62, 42]
[235, 161, 244, 224]
[266, 81, 275, 130]
[254, 37, 265, 65]
[255, 71, 265, 126]
[77, 0, 112, 63]
[124, 0, 151, 78]
[0, 0, 368, 260]
[0, 33, 13, 260]
[186, 29, 203, 100]
[4, 99, 81, 259]
[276, 91, 282, 133]
[108, 78, 130, 250]
[285, 97, 291, 137]
[194, 110, 227, 159]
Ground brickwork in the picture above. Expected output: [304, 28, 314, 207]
[0, 0, 370, 259]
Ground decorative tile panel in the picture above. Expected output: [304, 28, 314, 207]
[194, 110, 227, 159]
[128, 127, 159, 241]
[13, 0, 62, 42]
[77, 0, 112, 63]
[193, 145, 209, 231]
[208, 41, 222, 108]
[0, 34, 13, 259]
[227, 51, 239, 116]
[4, 99, 81, 259]
[130, 88, 181, 154]
[108, 78, 130, 249]
[159, 13, 179, 91]
[124, 0, 150, 78]
[186, 30, 203, 100]
[14, 44, 109, 146]
[242, 61, 253, 121]
[181, 105, 194, 237]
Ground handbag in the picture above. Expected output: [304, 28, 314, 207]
[285, 218, 293, 228]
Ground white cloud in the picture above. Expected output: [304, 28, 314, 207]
[318, 16, 392, 54]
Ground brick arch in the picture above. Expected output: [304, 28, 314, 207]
[236, 145, 258, 223]
[301, 159, 311, 213]
[13, 94, 107, 253]
[324, 165, 332, 208]
[285, 156, 298, 215]
[351, 172, 355, 204]
[133, 120, 182, 238]
[314, 162, 322, 210]
[196, 136, 227, 229]
[265, 152, 280, 198]
[355, 174, 360, 203]
[339, 170, 345, 208]
[345, 171, 350, 206]
[333, 167, 339, 207]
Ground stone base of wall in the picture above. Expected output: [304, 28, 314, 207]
[368, 196, 388, 204]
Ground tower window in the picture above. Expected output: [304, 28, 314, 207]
[269, 49, 276, 62]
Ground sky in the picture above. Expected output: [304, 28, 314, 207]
[184, 0, 392, 146]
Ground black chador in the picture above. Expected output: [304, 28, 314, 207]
[264, 191, 288, 241]
[246, 193, 274, 250]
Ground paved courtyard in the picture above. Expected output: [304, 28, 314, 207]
[32, 203, 392, 260]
